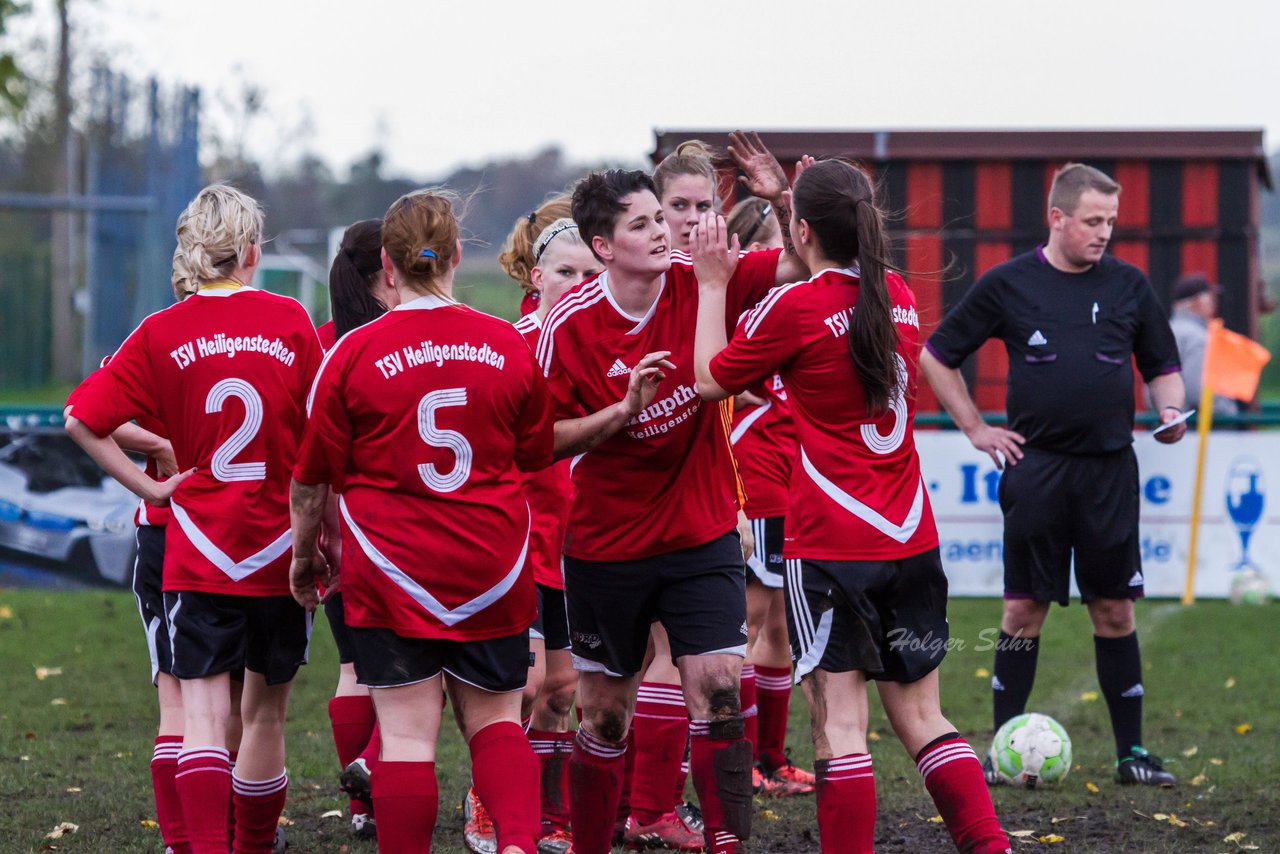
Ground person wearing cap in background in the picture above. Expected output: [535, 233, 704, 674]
[1169, 273, 1240, 416]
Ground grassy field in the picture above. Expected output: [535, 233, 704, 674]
[1, 590, 1277, 853]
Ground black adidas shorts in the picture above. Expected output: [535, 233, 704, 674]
[999, 446, 1144, 605]
[786, 548, 950, 684]
[133, 526, 173, 684]
[163, 591, 311, 685]
[348, 626, 530, 693]
[530, 583, 571, 652]
[746, 516, 785, 589]
[324, 592, 358, 665]
[564, 532, 748, 678]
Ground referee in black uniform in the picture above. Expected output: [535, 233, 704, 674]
[921, 163, 1187, 786]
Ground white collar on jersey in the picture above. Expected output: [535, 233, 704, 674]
[193, 285, 257, 298]
[394, 293, 458, 311]
[601, 270, 665, 335]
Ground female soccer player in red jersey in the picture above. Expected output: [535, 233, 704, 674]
[317, 218, 402, 841]
[693, 159, 1009, 854]
[537, 164, 809, 854]
[501, 195, 575, 317]
[67, 184, 323, 854]
[721, 196, 816, 798]
[498, 215, 599, 854]
[291, 190, 555, 854]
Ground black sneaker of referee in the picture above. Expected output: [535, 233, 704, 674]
[1114, 746, 1176, 786]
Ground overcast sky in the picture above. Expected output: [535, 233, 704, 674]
[17, 0, 1280, 179]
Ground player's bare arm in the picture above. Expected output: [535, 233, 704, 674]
[691, 211, 736, 402]
[552, 350, 675, 459]
[1147, 371, 1188, 444]
[919, 348, 1026, 469]
[65, 415, 196, 505]
[288, 478, 332, 610]
[63, 404, 179, 477]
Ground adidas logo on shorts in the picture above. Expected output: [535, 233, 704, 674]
[1027, 330, 1048, 346]
[1129, 571, 1144, 587]
[1121, 683, 1145, 698]
[991, 675, 1005, 691]
[606, 358, 630, 378]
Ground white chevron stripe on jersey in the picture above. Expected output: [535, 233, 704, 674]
[536, 280, 606, 375]
[340, 496, 529, 626]
[800, 448, 924, 544]
[170, 502, 291, 582]
[729, 399, 772, 444]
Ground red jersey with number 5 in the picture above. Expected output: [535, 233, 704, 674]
[537, 249, 781, 561]
[68, 288, 323, 595]
[513, 311, 573, 589]
[295, 295, 554, 640]
[709, 269, 937, 560]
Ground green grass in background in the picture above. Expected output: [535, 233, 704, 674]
[2, 590, 1276, 852]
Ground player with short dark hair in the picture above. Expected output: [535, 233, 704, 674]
[67, 184, 322, 853]
[291, 189, 555, 854]
[921, 161, 1187, 786]
[693, 157, 1009, 854]
[539, 159, 807, 854]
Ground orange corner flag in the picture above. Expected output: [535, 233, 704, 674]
[1203, 319, 1271, 402]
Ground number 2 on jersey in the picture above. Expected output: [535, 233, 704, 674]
[418, 388, 472, 492]
[206, 378, 267, 482]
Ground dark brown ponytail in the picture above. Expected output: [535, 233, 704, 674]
[792, 159, 902, 415]
[329, 219, 386, 340]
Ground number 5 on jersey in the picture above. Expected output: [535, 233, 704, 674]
[418, 388, 472, 492]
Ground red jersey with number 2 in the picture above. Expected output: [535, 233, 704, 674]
[295, 295, 555, 640]
[68, 288, 323, 595]
[709, 268, 938, 560]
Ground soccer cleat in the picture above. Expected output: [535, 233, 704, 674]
[339, 757, 372, 806]
[463, 787, 498, 854]
[762, 760, 816, 796]
[623, 811, 707, 851]
[675, 801, 704, 835]
[273, 824, 288, 853]
[751, 765, 771, 795]
[1115, 747, 1176, 786]
[349, 812, 377, 840]
[982, 754, 1004, 786]
[536, 828, 575, 854]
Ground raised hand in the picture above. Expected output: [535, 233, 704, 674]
[691, 211, 741, 291]
[625, 350, 676, 417]
[728, 130, 788, 202]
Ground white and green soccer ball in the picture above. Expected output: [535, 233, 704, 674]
[989, 712, 1072, 788]
[1229, 569, 1271, 606]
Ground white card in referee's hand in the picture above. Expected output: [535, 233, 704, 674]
[1152, 408, 1195, 436]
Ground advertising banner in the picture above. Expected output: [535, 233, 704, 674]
[918, 431, 1277, 599]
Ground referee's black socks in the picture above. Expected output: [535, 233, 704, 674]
[1095, 632, 1144, 759]
[991, 631, 1039, 732]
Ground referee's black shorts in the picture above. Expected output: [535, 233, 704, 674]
[999, 446, 1144, 606]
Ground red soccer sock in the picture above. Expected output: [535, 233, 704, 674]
[151, 736, 189, 852]
[689, 720, 753, 852]
[740, 665, 758, 760]
[470, 722, 540, 854]
[328, 696, 376, 815]
[630, 682, 687, 824]
[372, 761, 438, 854]
[529, 728, 575, 833]
[916, 734, 1009, 854]
[227, 751, 238, 846]
[231, 771, 287, 854]
[754, 665, 792, 769]
[570, 726, 628, 854]
[358, 721, 381, 768]
[815, 753, 875, 853]
[617, 727, 635, 830]
[175, 747, 231, 854]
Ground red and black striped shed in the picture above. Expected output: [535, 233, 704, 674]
[652, 129, 1271, 414]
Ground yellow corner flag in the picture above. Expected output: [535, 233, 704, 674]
[1204, 318, 1271, 401]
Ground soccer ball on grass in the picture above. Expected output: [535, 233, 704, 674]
[989, 712, 1072, 788]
